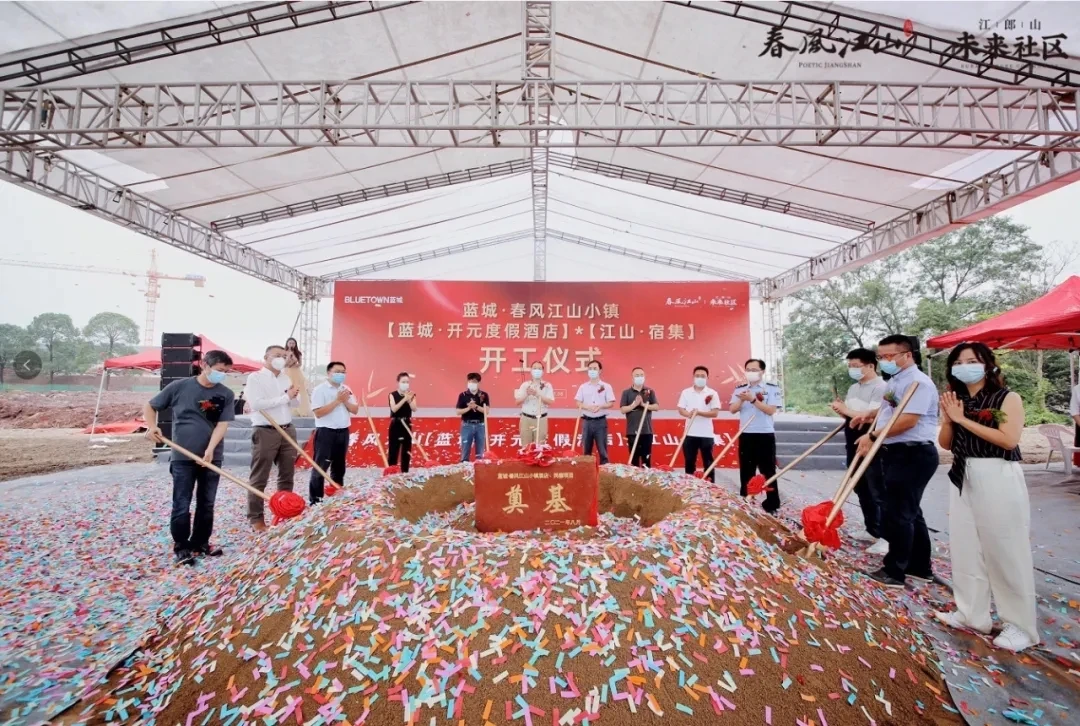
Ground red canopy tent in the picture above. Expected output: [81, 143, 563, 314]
[927, 276, 1080, 351]
[89, 335, 262, 435]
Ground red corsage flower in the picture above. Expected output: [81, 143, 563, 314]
[971, 408, 1006, 425]
[755, 392, 765, 402]
[705, 394, 714, 404]
[198, 400, 216, 412]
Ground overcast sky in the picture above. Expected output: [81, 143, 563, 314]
[1, 177, 1079, 364]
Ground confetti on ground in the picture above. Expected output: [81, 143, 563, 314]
[52, 464, 964, 724]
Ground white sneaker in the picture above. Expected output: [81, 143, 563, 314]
[934, 610, 990, 635]
[866, 539, 890, 556]
[992, 623, 1038, 652]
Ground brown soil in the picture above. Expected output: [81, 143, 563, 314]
[393, 471, 476, 521]
[0, 390, 147, 429]
[0, 428, 153, 481]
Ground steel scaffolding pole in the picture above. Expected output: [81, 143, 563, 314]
[0, 148, 309, 293]
[523, 1, 554, 281]
[0, 2, 416, 85]
[4, 81, 1075, 149]
[762, 299, 785, 406]
[671, 1, 1080, 87]
[298, 277, 320, 374]
[762, 146, 1080, 299]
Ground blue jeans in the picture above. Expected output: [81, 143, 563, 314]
[461, 420, 485, 461]
[170, 459, 220, 552]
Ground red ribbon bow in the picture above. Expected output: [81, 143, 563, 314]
[746, 473, 768, 496]
[801, 501, 845, 549]
[513, 443, 571, 467]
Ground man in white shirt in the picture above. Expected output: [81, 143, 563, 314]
[729, 359, 783, 513]
[677, 365, 721, 482]
[514, 361, 555, 447]
[831, 348, 888, 551]
[243, 344, 300, 531]
[574, 359, 616, 463]
[308, 361, 358, 505]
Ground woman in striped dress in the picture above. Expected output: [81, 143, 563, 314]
[936, 342, 1038, 652]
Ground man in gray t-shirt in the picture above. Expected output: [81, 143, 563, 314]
[145, 350, 236, 566]
[619, 367, 658, 467]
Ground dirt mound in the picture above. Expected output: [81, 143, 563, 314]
[0, 391, 146, 429]
[62, 464, 960, 726]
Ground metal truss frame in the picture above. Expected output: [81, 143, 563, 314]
[298, 277, 321, 372]
[318, 231, 533, 284]
[762, 145, 1080, 299]
[673, 1, 1080, 87]
[0, 148, 309, 293]
[761, 298, 785, 402]
[524, 1, 555, 281]
[0, 1, 415, 86]
[548, 152, 872, 230]
[211, 159, 529, 232]
[3, 80, 1076, 150]
[211, 152, 867, 234]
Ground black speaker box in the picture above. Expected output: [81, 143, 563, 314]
[159, 422, 172, 440]
[161, 333, 200, 348]
[162, 362, 198, 380]
[157, 409, 172, 424]
[162, 347, 199, 364]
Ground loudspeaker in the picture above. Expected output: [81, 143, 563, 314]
[162, 362, 199, 379]
[162, 347, 199, 364]
[161, 333, 200, 348]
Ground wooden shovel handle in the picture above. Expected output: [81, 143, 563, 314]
[701, 413, 756, 480]
[260, 410, 341, 490]
[161, 436, 269, 501]
[668, 412, 697, 468]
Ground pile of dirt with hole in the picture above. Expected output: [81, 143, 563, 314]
[62, 463, 959, 726]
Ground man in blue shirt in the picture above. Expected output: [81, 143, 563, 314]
[856, 334, 939, 589]
[728, 359, 783, 513]
[309, 361, 358, 504]
[455, 372, 489, 462]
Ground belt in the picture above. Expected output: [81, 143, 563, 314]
[521, 412, 548, 419]
[254, 423, 293, 429]
[582, 415, 607, 421]
[882, 441, 935, 449]
[461, 419, 484, 424]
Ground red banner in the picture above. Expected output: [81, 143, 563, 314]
[474, 457, 599, 532]
[332, 281, 750, 406]
[300, 416, 741, 468]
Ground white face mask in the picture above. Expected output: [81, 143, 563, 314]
[531, 368, 543, 380]
[633, 375, 645, 386]
[693, 376, 707, 388]
[270, 357, 286, 371]
[399, 381, 410, 392]
[745, 371, 762, 383]
[588, 369, 600, 380]
[467, 382, 478, 392]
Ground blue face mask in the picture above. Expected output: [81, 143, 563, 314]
[847, 367, 865, 381]
[879, 360, 899, 376]
[588, 369, 600, 380]
[330, 372, 346, 385]
[207, 369, 227, 385]
[951, 363, 986, 384]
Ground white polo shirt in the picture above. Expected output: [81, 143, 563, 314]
[677, 386, 720, 438]
[311, 381, 356, 430]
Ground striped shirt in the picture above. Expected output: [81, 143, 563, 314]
[948, 386, 1022, 490]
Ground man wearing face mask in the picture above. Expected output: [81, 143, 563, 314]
[855, 335, 939, 589]
[729, 359, 783, 513]
[243, 344, 301, 531]
[515, 361, 555, 447]
[831, 348, 888, 552]
[575, 360, 616, 463]
[677, 366, 721, 481]
[145, 350, 235, 566]
[456, 372, 489, 462]
[308, 362, 358, 504]
[620, 367, 659, 467]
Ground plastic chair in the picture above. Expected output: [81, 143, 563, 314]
[1038, 424, 1080, 475]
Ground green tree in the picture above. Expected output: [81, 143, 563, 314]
[28, 313, 77, 383]
[0, 324, 33, 385]
[83, 312, 139, 356]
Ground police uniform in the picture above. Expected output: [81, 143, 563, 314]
[730, 381, 783, 513]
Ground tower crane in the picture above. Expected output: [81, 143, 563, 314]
[0, 250, 206, 345]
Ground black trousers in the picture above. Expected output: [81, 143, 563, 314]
[387, 420, 412, 472]
[844, 425, 886, 538]
[309, 427, 349, 504]
[627, 433, 653, 467]
[739, 433, 779, 512]
[582, 417, 609, 464]
[683, 436, 714, 482]
[170, 459, 220, 553]
[881, 443, 938, 580]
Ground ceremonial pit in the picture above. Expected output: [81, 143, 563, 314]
[64, 465, 959, 725]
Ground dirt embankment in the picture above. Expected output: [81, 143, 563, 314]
[0, 391, 147, 429]
[0, 428, 153, 482]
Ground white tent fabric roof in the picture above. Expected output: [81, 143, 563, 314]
[2, 1, 1079, 286]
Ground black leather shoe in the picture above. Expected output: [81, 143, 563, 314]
[192, 543, 223, 557]
[866, 567, 905, 589]
[175, 549, 197, 566]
